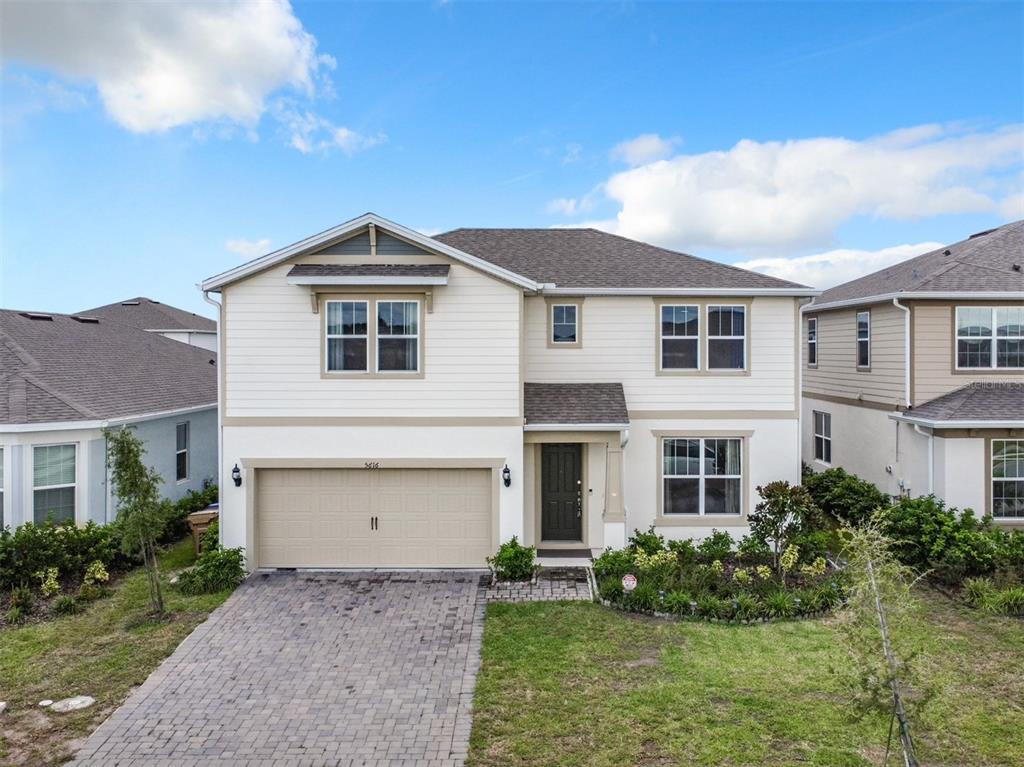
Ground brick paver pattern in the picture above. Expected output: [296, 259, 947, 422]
[485, 566, 593, 603]
[70, 571, 487, 767]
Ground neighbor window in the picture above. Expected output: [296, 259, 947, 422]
[377, 300, 420, 372]
[33, 444, 75, 523]
[992, 440, 1024, 519]
[707, 305, 746, 370]
[175, 423, 189, 482]
[660, 305, 699, 370]
[326, 300, 369, 372]
[663, 437, 742, 516]
[857, 311, 870, 368]
[807, 317, 818, 366]
[550, 304, 578, 344]
[957, 307, 1024, 369]
[813, 411, 832, 464]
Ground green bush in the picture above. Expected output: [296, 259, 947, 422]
[734, 592, 761, 621]
[159, 485, 219, 544]
[201, 520, 220, 552]
[964, 576, 995, 607]
[803, 467, 889, 526]
[628, 526, 665, 556]
[737, 535, 771, 563]
[764, 590, 796, 619]
[0, 521, 124, 592]
[52, 594, 80, 616]
[177, 547, 246, 595]
[663, 590, 693, 616]
[593, 548, 635, 581]
[78, 581, 104, 601]
[625, 582, 660, 612]
[5, 605, 25, 625]
[992, 587, 1024, 616]
[697, 530, 734, 561]
[668, 538, 698, 568]
[487, 537, 536, 581]
[10, 585, 33, 614]
[599, 576, 624, 602]
[696, 593, 728, 620]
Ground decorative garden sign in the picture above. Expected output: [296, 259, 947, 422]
[622, 574, 637, 592]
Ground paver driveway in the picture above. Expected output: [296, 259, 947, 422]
[71, 571, 486, 767]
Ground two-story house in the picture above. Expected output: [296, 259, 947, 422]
[802, 220, 1023, 524]
[201, 213, 816, 569]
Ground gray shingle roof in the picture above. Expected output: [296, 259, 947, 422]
[80, 297, 216, 331]
[287, 264, 450, 278]
[0, 309, 217, 425]
[434, 228, 809, 290]
[817, 220, 1024, 305]
[900, 383, 1024, 424]
[524, 383, 629, 425]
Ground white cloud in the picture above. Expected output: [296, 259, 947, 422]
[546, 198, 579, 216]
[610, 133, 681, 166]
[272, 103, 386, 155]
[226, 238, 271, 258]
[562, 142, 582, 165]
[573, 124, 1023, 252]
[2, 0, 333, 133]
[735, 242, 944, 289]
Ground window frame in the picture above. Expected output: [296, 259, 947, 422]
[813, 410, 832, 466]
[547, 299, 583, 348]
[807, 316, 818, 367]
[175, 422, 189, 483]
[955, 306, 1024, 371]
[706, 304, 747, 372]
[856, 310, 871, 370]
[32, 443, 76, 524]
[991, 439, 1024, 521]
[325, 299, 369, 374]
[375, 299, 422, 374]
[656, 433, 748, 523]
[321, 294, 425, 379]
[658, 303, 700, 372]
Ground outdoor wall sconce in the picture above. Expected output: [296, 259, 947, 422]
[502, 464, 511, 487]
[231, 464, 242, 487]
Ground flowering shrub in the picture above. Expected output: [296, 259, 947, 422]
[37, 567, 60, 598]
[780, 544, 800, 573]
[84, 560, 110, 585]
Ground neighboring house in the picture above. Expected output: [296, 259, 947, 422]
[81, 296, 218, 351]
[802, 220, 1024, 525]
[0, 307, 218, 528]
[200, 212, 816, 569]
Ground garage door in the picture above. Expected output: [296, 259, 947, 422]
[255, 467, 492, 568]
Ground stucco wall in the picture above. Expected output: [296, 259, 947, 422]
[129, 408, 218, 502]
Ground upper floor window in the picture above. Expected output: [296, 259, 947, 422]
[377, 300, 420, 373]
[813, 411, 832, 464]
[325, 298, 422, 376]
[856, 311, 870, 369]
[662, 437, 742, 516]
[549, 302, 581, 346]
[660, 304, 699, 370]
[707, 305, 746, 370]
[33, 444, 75, 524]
[992, 440, 1023, 519]
[807, 317, 818, 366]
[175, 422, 189, 482]
[327, 300, 368, 372]
[956, 307, 1024, 369]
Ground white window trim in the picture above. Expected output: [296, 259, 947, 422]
[662, 436, 743, 516]
[375, 299, 421, 374]
[992, 439, 1024, 520]
[32, 443, 77, 522]
[175, 422, 189, 483]
[550, 303, 579, 345]
[856, 310, 871, 369]
[807, 317, 818, 367]
[813, 410, 832, 466]
[659, 303, 700, 371]
[706, 304, 747, 371]
[955, 306, 1024, 371]
[325, 299, 370, 374]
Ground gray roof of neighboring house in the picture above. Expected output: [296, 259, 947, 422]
[899, 384, 1024, 424]
[816, 220, 1024, 306]
[80, 297, 216, 332]
[524, 382, 629, 425]
[434, 228, 809, 290]
[287, 264, 451, 278]
[0, 309, 217, 425]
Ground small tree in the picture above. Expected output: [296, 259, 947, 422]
[106, 427, 166, 617]
[750, 481, 820, 575]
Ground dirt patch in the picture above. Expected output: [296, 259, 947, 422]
[623, 656, 661, 668]
[637, 739, 674, 766]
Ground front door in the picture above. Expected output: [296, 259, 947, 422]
[541, 443, 583, 542]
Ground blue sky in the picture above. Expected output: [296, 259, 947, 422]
[2, 1, 1022, 318]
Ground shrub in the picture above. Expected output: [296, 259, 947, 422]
[994, 531, 1024, 579]
[159, 485, 219, 544]
[697, 530, 734, 561]
[733, 568, 752, 586]
[487, 537, 536, 581]
[816, 581, 845, 611]
[750, 481, 821, 573]
[628, 526, 665, 556]
[177, 547, 246, 595]
[84, 560, 109, 586]
[599, 576, 624, 602]
[734, 592, 760, 621]
[201, 520, 220, 552]
[696, 593, 728, 620]
[10, 585, 33, 613]
[780, 544, 800, 574]
[800, 557, 828, 577]
[763, 589, 796, 619]
[664, 590, 693, 616]
[5, 606, 25, 625]
[625, 582, 660, 612]
[737, 534, 771, 562]
[37, 567, 60, 598]
[964, 577, 995, 607]
[0, 521, 123, 592]
[803, 467, 888, 526]
[593, 548, 635, 581]
[52, 595, 80, 616]
[668, 538, 699, 569]
[793, 588, 819, 615]
[992, 587, 1024, 616]
[790, 529, 838, 561]
[78, 581, 104, 601]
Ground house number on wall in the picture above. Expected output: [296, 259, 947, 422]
[364, 461, 381, 470]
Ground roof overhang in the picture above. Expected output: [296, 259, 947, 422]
[201, 212, 539, 292]
[523, 423, 629, 432]
[543, 287, 819, 297]
[805, 291, 1024, 313]
[0, 402, 217, 433]
[287, 275, 449, 287]
[889, 413, 1024, 430]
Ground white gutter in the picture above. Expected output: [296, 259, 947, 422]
[913, 424, 934, 494]
[892, 298, 912, 408]
[286, 275, 449, 286]
[803, 291, 1024, 313]
[544, 287, 819, 297]
[890, 413, 1024, 430]
[202, 288, 225, 548]
[0, 402, 217, 433]
[621, 427, 630, 448]
[523, 423, 630, 432]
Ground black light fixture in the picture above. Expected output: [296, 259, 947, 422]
[501, 464, 511, 487]
[231, 464, 242, 487]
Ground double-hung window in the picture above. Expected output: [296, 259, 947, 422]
[813, 411, 832, 464]
[551, 304, 578, 344]
[856, 311, 870, 368]
[377, 300, 419, 372]
[992, 440, 1024, 519]
[807, 317, 818, 366]
[327, 300, 369, 372]
[956, 307, 1024, 369]
[663, 437, 742, 516]
[175, 423, 189, 482]
[33, 444, 75, 523]
[707, 305, 746, 370]
[660, 305, 699, 370]
[325, 299, 421, 374]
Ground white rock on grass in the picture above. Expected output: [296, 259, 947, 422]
[50, 695, 95, 713]
[39, 699, 53, 707]
[0, 701, 7, 714]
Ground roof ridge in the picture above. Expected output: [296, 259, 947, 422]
[23, 371, 101, 420]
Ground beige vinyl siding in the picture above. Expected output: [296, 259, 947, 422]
[525, 295, 797, 410]
[911, 300, 1024, 405]
[223, 254, 521, 417]
[803, 303, 906, 407]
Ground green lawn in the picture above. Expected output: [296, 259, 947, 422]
[0, 539, 233, 766]
[469, 589, 1024, 767]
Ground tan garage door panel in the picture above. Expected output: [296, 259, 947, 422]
[256, 467, 492, 568]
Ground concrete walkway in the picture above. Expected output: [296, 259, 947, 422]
[70, 571, 487, 767]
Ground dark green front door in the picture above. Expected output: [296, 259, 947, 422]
[541, 443, 582, 542]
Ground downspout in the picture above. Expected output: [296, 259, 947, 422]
[913, 424, 934, 495]
[892, 298, 911, 409]
[202, 288, 224, 546]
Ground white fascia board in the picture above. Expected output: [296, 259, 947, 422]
[145, 328, 217, 334]
[201, 212, 538, 292]
[523, 423, 629, 432]
[805, 292, 1024, 313]
[286, 275, 449, 286]
[889, 413, 1024, 430]
[544, 287, 820, 297]
[1, 403, 217, 433]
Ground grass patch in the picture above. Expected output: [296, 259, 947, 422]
[0, 538, 234, 766]
[468, 588, 1024, 766]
